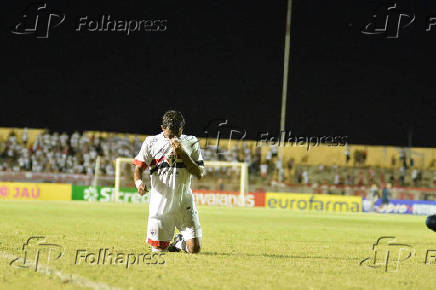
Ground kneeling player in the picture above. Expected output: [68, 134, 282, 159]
[133, 110, 205, 253]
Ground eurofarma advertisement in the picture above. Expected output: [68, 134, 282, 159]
[266, 193, 362, 213]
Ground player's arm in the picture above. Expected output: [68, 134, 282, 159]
[179, 150, 205, 179]
[133, 165, 147, 195]
[132, 137, 152, 196]
[171, 139, 205, 179]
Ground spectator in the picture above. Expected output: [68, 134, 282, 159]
[217, 178, 224, 191]
[399, 166, 406, 186]
[368, 168, 375, 185]
[287, 158, 293, 172]
[379, 171, 385, 184]
[271, 146, 278, 158]
[287, 158, 294, 183]
[334, 172, 340, 185]
[260, 164, 268, 178]
[302, 170, 309, 184]
[381, 183, 391, 206]
[296, 170, 302, 184]
[274, 157, 284, 182]
[417, 170, 422, 187]
[411, 168, 418, 187]
[345, 146, 350, 164]
[357, 171, 364, 186]
[389, 175, 395, 185]
[399, 148, 405, 164]
[22, 128, 29, 145]
[367, 184, 379, 212]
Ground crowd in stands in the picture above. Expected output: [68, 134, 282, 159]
[292, 164, 436, 188]
[1, 130, 436, 189]
[0, 130, 266, 177]
[0, 129, 140, 176]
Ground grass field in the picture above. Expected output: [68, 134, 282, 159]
[0, 200, 435, 290]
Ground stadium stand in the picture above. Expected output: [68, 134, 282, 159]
[1, 128, 436, 199]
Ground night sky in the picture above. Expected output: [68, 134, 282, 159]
[1, 0, 435, 147]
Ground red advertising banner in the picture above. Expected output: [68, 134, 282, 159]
[192, 190, 265, 207]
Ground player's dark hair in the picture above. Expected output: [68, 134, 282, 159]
[162, 110, 185, 132]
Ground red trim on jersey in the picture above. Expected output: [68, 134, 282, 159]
[149, 156, 165, 166]
[156, 155, 165, 164]
[147, 238, 170, 248]
[132, 159, 147, 169]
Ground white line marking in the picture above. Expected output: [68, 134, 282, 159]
[0, 251, 121, 290]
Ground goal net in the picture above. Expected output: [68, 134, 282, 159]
[112, 158, 249, 206]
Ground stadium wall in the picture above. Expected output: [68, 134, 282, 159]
[1, 182, 435, 216]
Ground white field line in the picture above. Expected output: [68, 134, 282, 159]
[0, 251, 121, 290]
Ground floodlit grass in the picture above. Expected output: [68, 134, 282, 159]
[0, 200, 435, 289]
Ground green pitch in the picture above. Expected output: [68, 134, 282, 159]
[0, 200, 434, 289]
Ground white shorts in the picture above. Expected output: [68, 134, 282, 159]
[146, 192, 202, 248]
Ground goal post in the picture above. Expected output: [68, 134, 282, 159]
[114, 157, 136, 203]
[201, 161, 248, 206]
[113, 158, 249, 205]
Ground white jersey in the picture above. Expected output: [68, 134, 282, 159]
[133, 132, 204, 245]
[133, 132, 204, 197]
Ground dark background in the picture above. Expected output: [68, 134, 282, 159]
[1, 0, 435, 147]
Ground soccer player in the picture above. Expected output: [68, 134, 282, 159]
[367, 184, 379, 212]
[132, 110, 205, 253]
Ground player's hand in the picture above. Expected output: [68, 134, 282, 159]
[138, 183, 147, 196]
[170, 138, 183, 156]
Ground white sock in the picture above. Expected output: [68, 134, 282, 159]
[152, 247, 168, 253]
[175, 240, 187, 252]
